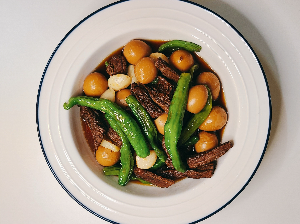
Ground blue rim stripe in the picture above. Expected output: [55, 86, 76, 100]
[36, 0, 272, 223]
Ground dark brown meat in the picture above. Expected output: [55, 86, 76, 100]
[106, 127, 122, 147]
[157, 169, 214, 179]
[187, 141, 233, 169]
[165, 158, 174, 169]
[133, 167, 175, 188]
[145, 76, 174, 112]
[156, 161, 216, 179]
[130, 83, 164, 118]
[155, 57, 180, 82]
[185, 161, 217, 179]
[185, 169, 214, 179]
[106, 54, 127, 76]
[197, 160, 217, 171]
[156, 169, 186, 179]
[80, 106, 107, 153]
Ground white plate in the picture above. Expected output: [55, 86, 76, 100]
[37, 0, 271, 223]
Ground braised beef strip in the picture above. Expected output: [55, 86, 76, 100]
[154, 57, 180, 82]
[161, 137, 174, 169]
[133, 167, 175, 188]
[187, 141, 233, 169]
[106, 127, 122, 147]
[130, 83, 164, 118]
[156, 169, 215, 179]
[197, 160, 217, 171]
[156, 160, 216, 180]
[186, 169, 214, 179]
[156, 168, 186, 179]
[80, 106, 107, 154]
[106, 54, 128, 76]
[145, 76, 174, 112]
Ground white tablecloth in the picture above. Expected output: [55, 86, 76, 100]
[1, 0, 299, 223]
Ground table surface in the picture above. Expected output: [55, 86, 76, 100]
[1, 0, 300, 223]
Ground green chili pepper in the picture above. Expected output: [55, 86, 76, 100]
[103, 165, 120, 176]
[164, 73, 191, 173]
[180, 135, 199, 148]
[125, 95, 167, 162]
[63, 96, 150, 158]
[105, 114, 134, 186]
[131, 176, 151, 185]
[178, 86, 213, 146]
[150, 76, 159, 84]
[190, 64, 199, 79]
[157, 133, 163, 144]
[103, 166, 151, 185]
[158, 40, 202, 53]
[149, 158, 165, 171]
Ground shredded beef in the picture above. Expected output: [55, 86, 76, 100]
[187, 141, 233, 169]
[130, 83, 164, 118]
[106, 54, 127, 76]
[80, 106, 107, 153]
[133, 167, 175, 188]
[145, 76, 174, 112]
[155, 57, 180, 82]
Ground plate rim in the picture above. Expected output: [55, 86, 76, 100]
[36, 0, 272, 223]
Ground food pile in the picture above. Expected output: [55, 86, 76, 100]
[63, 39, 233, 188]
